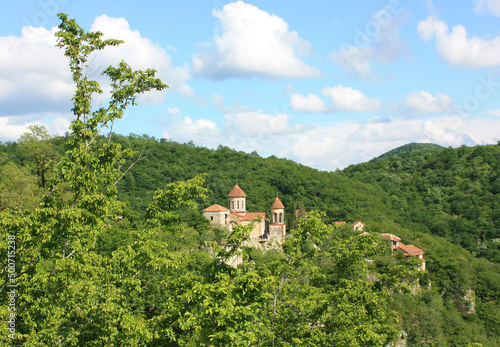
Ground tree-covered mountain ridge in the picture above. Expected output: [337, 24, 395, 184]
[378, 142, 444, 159]
[2, 133, 500, 345]
[2, 135, 499, 262]
[342, 142, 500, 263]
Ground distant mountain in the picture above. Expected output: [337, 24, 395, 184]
[378, 143, 444, 159]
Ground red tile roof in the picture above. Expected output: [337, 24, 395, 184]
[227, 184, 247, 197]
[231, 212, 246, 218]
[271, 195, 285, 209]
[203, 204, 229, 212]
[397, 243, 424, 256]
[351, 221, 365, 227]
[335, 221, 346, 226]
[241, 212, 266, 221]
[380, 233, 401, 242]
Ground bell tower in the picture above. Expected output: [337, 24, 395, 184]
[228, 183, 247, 212]
[269, 193, 286, 239]
[270, 193, 285, 224]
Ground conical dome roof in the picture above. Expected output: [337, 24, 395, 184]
[227, 184, 247, 197]
[271, 194, 285, 209]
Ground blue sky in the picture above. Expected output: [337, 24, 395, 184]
[1, 0, 500, 170]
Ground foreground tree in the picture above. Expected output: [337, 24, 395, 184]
[0, 13, 167, 346]
[18, 125, 56, 192]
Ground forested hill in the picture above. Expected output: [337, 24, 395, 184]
[2, 134, 499, 263]
[342, 143, 500, 263]
[1, 133, 500, 345]
[378, 142, 444, 159]
[61, 134, 399, 226]
[1, 134, 499, 263]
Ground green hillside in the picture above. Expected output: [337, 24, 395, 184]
[342, 143, 500, 263]
[378, 142, 444, 159]
[2, 134, 500, 345]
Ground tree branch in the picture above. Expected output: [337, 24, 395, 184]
[114, 148, 150, 186]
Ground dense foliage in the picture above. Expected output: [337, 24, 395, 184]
[1, 14, 499, 346]
[342, 144, 500, 263]
[377, 142, 444, 159]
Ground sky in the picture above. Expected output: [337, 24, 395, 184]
[1, 0, 500, 171]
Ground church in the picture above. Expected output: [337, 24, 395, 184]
[202, 184, 287, 244]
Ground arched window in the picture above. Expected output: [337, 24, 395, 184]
[231, 200, 234, 210]
[273, 213, 277, 223]
[237, 200, 240, 210]
[279, 213, 283, 223]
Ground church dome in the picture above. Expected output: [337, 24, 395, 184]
[227, 184, 247, 198]
[271, 195, 285, 209]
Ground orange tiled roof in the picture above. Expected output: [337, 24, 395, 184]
[242, 212, 266, 221]
[271, 195, 285, 209]
[227, 184, 247, 197]
[397, 243, 424, 256]
[335, 221, 346, 226]
[380, 233, 401, 242]
[231, 212, 246, 218]
[351, 221, 365, 227]
[203, 204, 229, 212]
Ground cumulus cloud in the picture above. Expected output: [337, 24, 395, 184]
[163, 115, 222, 145]
[404, 90, 454, 113]
[192, 1, 320, 79]
[223, 110, 296, 137]
[323, 85, 382, 112]
[289, 93, 327, 113]
[160, 101, 500, 171]
[332, 46, 372, 76]
[0, 116, 71, 142]
[417, 16, 500, 68]
[212, 94, 225, 105]
[474, 0, 500, 16]
[0, 26, 73, 116]
[0, 15, 193, 121]
[289, 115, 500, 170]
[90, 15, 194, 100]
[331, 2, 409, 76]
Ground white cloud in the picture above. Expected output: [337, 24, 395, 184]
[349, 117, 473, 147]
[49, 116, 72, 136]
[90, 15, 194, 100]
[331, 3, 409, 76]
[159, 100, 499, 170]
[0, 116, 71, 142]
[192, 1, 320, 79]
[417, 16, 500, 68]
[0, 15, 194, 121]
[404, 91, 454, 113]
[484, 109, 500, 116]
[212, 94, 225, 105]
[223, 110, 295, 137]
[163, 116, 222, 145]
[474, 0, 500, 16]
[289, 93, 327, 113]
[290, 124, 358, 170]
[0, 118, 38, 142]
[288, 115, 499, 170]
[0, 26, 73, 116]
[166, 107, 180, 115]
[322, 85, 382, 112]
[332, 45, 372, 76]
